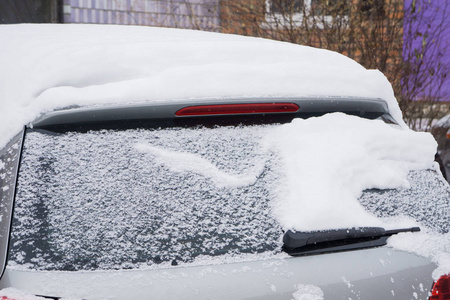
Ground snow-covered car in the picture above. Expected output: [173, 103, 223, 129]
[431, 114, 450, 183]
[0, 24, 449, 300]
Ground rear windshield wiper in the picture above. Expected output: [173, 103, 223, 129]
[283, 227, 420, 256]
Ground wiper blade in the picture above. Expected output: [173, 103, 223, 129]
[283, 226, 420, 256]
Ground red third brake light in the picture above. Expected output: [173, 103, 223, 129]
[429, 274, 450, 300]
[175, 103, 299, 116]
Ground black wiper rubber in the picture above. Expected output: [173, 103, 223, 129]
[283, 227, 420, 256]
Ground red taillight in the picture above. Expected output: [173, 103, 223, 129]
[429, 274, 450, 300]
[175, 103, 299, 116]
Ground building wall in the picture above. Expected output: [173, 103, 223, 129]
[62, 0, 220, 31]
[220, 0, 265, 36]
[403, 0, 449, 102]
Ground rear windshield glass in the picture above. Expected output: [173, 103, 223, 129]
[10, 125, 283, 271]
[8, 122, 449, 271]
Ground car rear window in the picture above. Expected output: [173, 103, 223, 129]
[6, 118, 449, 272]
[10, 125, 283, 271]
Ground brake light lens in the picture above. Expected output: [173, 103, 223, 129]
[175, 103, 299, 116]
[429, 274, 450, 300]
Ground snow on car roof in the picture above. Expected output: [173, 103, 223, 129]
[0, 23, 404, 149]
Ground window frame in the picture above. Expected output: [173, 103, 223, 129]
[0, 129, 25, 280]
[264, 0, 349, 28]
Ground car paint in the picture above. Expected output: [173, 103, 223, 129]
[0, 248, 435, 300]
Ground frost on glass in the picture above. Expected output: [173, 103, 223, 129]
[9, 125, 450, 272]
[359, 170, 450, 234]
[10, 127, 283, 271]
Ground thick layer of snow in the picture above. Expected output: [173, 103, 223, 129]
[0, 23, 404, 150]
[264, 113, 437, 231]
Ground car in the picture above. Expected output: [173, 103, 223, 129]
[431, 114, 450, 183]
[0, 24, 449, 300]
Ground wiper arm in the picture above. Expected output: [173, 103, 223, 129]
[383, 227, 421, 235]
[283, 227, 420, 256]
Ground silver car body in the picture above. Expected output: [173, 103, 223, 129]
[0, 248, 435, 300]
[0, 98, 448, 299]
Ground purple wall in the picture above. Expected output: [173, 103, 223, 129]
[403, 0, 450, 102]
